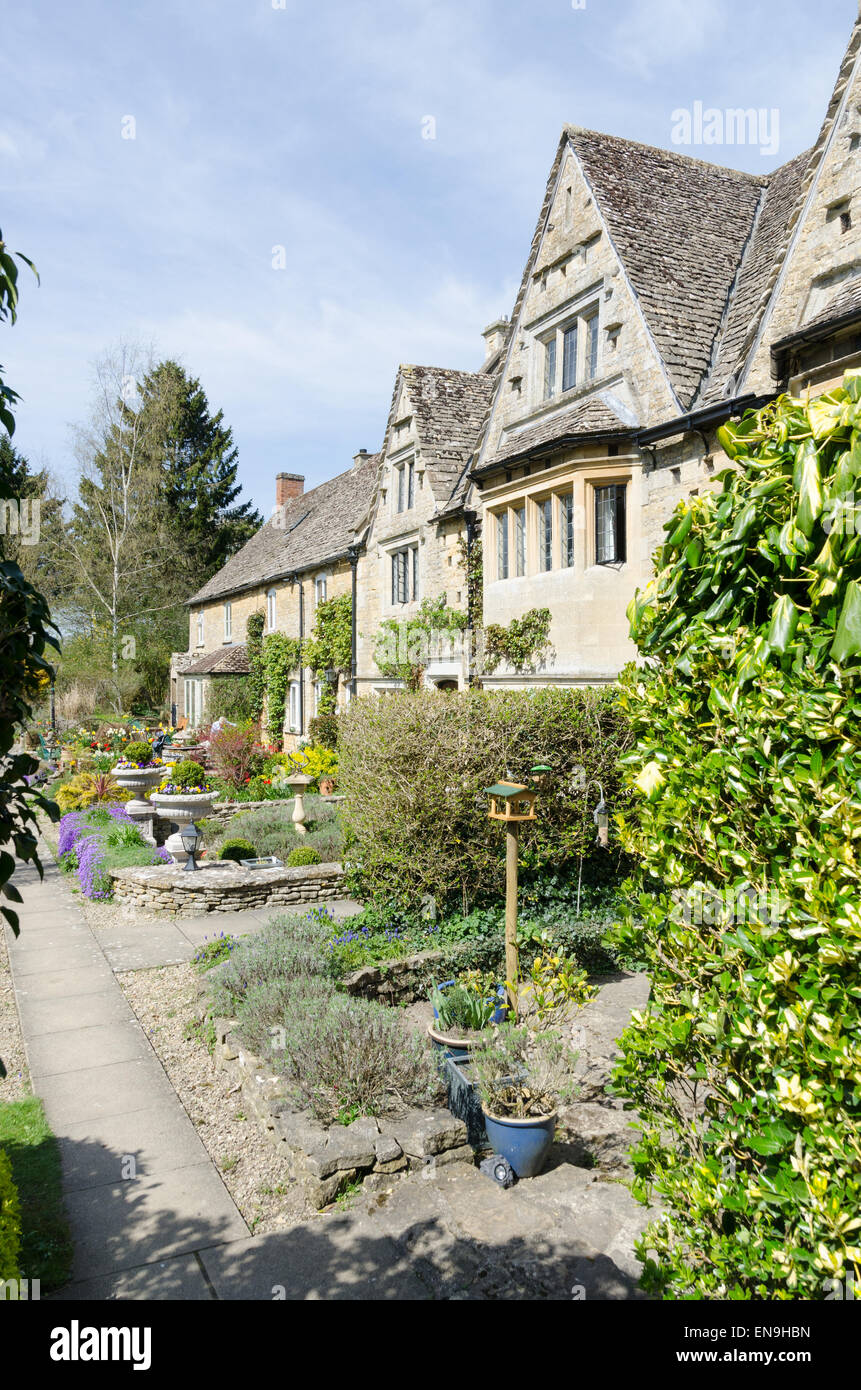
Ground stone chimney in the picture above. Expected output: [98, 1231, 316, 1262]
[481, 317, 509, 367]
[276, 472, 304, 506]
[353, 448, 371, 469]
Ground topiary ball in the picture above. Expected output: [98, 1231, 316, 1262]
[169, 759, 208, 790]
[218, 838, 256, 863]
[287, 845, 321, 867]
[123, 740, 153, 765]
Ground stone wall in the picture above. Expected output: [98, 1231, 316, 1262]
[341, 947, 452, 1005]
[110, 860, 346, 916]
[211, 1016, 471, 1208]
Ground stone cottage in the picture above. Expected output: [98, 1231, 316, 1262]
[172, 455, 378, 742]
[468, 12, 861, 687]
[174, 10, 861, 726]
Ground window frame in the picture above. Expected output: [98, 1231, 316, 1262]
[594, 482, 627, 565]
[266, 588, 277, 631]
[223, 601, 232, 641]
[538, 300, 600, 399]
[390, 544, 419, 606]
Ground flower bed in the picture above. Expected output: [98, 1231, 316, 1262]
[57, 805, 171, 899]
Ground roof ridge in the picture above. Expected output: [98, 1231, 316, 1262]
[564, 124, 770, 183]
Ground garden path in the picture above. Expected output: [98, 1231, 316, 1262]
[7, 857, 652, 1300]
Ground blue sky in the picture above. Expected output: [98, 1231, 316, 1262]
[1, 0, 856, 515]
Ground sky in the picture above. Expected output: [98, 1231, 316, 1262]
[1, 0, 857, 516]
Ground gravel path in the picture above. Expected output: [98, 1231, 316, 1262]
[0, 922, 31, 1100]
[116, 960, 313, 1236]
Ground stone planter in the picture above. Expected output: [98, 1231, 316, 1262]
[113, 762, 163, 803]
[150, 789, 220, 863]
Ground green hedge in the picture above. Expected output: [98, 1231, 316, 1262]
[0, 1147, 21, 1282]
[218, 837, 256, 863]
[338, 687, 632, 914]
[612, 374, 861, 1299]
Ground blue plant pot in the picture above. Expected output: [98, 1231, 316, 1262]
[482, 1110, 557, 1179]
[433, 980, 508, 1026]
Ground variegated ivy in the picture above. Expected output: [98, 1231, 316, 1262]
[610, 371, 861, 1300]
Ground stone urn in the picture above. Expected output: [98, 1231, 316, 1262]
[150, 788, 221, 863]
[112, 760, 164, 809]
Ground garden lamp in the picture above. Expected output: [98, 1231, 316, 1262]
[180, 821, 202, 872]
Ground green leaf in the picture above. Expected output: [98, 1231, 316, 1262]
[795, 443, 824, 536]
[830, 580, 861, 662]
[767, 595, 799, 655]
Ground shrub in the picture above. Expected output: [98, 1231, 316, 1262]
[288, 845, 321, 867]
[611, 375, 861, 1300]
[430, 982, 497, 1034]
[471, 1026, 578, 1118]
[208, 676, 255, 723]
[208, 723, 263, 790]
[122, 740, 153, 765]
[268, 991, 441, 1124]
[55, 771, 121, 812]
[338, 687, 631, 913]
[208, 911, 335, 1016]
[0, 1147, 21, 1282]
[163, 759, 208, 791]
[286, 744, 338, 788]
[217, 837, 256, 863]
[308, 712, 339, 750]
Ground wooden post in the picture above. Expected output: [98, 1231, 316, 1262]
[505, 821, 519, 1019]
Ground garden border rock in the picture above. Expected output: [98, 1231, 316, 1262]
[212, 1016, 472, 1208]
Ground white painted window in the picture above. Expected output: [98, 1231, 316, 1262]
[266, 588, 276, 630]
[314, 680, 325, 715]
[183, 678, 203, 726]
[314, 574, 327, 606]
[196, 611, 204, 646]
[288, 681, 300, 732]
[224, 601, 232, 640]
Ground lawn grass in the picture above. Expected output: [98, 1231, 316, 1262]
[0, 1097, 72, 1290]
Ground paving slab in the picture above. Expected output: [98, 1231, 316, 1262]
[95, 926, 196, 971]
[58, 1105, 212, 1193]
[47, 1253, 215, 1302]
[12, 966, 120, 1001]
[10, 944, 109, 977]
[26, 1020, 153, 1078]
[198, 1223, 432, 1300]
[65, 1165, 249, 1281]
[36, 1056, 184, 1129]
[16, 987, 135, 1038]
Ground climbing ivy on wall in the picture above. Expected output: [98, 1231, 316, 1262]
[374, 596, 467, 691]
[261, 632, 300, 742]
[482, 608, 552, 675]
[246, 610, 265, 721]
[303, 594, 352, 677]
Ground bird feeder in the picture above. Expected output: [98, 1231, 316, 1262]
[530, 763, 553, 791]
[485, 782, 538, 823]
[593, 794, 610, 848]
[484, 780, 542, 1020]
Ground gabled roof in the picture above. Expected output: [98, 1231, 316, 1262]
[399, 365, 495, 508]
[182, 645, 250, 675]
[798, 278, 861, 335]
[187, 454, 379, 606]
[698, 148, 813, 403]
[475, 396, 635, 474]
[566, 127, 767, 410]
